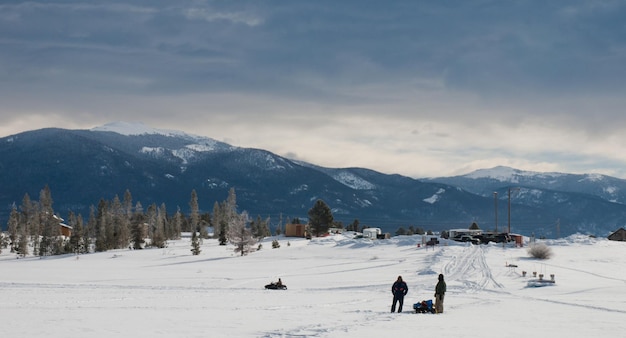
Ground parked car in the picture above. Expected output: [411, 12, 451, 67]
[476, 232, 511, 244]
[455, 235, 481, 245]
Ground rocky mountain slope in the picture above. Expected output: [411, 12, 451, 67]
[1, 122, 625, 237]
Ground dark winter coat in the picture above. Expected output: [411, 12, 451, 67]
[392, 281, 408, 298]
[435, 280, 446, 296]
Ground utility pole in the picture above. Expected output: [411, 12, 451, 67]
[556, 218, 560, 239]
[493, 192, 498, 233]
[507, 187, 519, 234]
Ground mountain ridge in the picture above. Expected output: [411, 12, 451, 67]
[1, 123, 625, 238]
[427, 165, 626, 205]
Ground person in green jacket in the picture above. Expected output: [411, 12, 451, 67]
[434, 274, 446, 313]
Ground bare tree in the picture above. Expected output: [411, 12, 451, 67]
[227, 211, 256, 256]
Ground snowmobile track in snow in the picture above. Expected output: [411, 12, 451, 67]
[442, 244, 503, 292]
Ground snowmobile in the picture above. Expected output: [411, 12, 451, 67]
[413, 299, 435, 313]
[264, 282, 287, 290]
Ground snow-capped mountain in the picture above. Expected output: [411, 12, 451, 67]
[426, 165, 626, 205]
[91, 121, 188, 136]
[1, 124, 625, 238]
[425, 166, 626, 236]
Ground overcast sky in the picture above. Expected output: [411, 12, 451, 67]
[2, 1, 626, 178]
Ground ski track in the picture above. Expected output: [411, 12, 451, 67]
[527, 296, 626, 314]
[442, 244, 503, 292]
[4, 237, 626, 337]
[536, 261, 626, 284]
[260, 309, 394, 338]
[431, 245, 626, 316]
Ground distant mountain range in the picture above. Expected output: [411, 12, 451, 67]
[1, 122, 625, 238]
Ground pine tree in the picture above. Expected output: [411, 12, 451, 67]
[151, 204, 167, 248]
[17, 216, 29, 257]
[130, 202, 146, 249]
[226, 188, 237, 211]
[7, 206, 19, 253]
[68, 211, 86, 254]
[199, 217, 209, 239]
[219, 222, 227, 245]
[395, 227, 407, 236]
[272, 239, 280, 249]
[38, 185, 61, 256]
[85, 206, 97, 253]
[95, 199, 109, 252]
[190, 231, 201, 255]
[214, 189, 238, 242]
[171, 208, 183, 240]
[189, 190, 200, 234]
[0, 232, 6, 254]
[347, 219, 360, 232]
[145, 203, 158, 248]
[250, 215, 271, 239]
[111, 195, 130, 249]
[308, 199, 334, 237]
[212, 201, 223, 239]
[20, 193, 40, 255]
[123, 190, 133, 217]
[250, 215, 259, 238]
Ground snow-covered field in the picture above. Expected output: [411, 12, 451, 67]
[2, 234, 626, 337]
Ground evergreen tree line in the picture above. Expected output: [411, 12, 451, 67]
[1, 185, 434, 258]
[4, 186, 272, 257]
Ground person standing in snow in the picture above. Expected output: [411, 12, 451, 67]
[434, 274, 446, 313]
[390, 275, 408, 313]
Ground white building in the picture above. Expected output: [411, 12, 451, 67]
[362, 228, 382, 239]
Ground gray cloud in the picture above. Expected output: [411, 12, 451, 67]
[1, 0, 626, 178]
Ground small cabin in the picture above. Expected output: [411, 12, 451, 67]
[285, 223, 306, 237]
[60, 223, 73, 237]
[54, 215, 72, 237]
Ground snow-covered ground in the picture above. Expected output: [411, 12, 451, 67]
[2, 234, 625, 337]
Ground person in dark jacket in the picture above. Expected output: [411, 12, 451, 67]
[391, 275, 408, 313]
[434, 274, 446, 313]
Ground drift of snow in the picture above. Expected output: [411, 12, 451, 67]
[2, 234, 625, 337]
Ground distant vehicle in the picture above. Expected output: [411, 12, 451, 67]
[447, 228, 482, 239]
[476, 232, 511, 244]
[363, 228, 382, 239]
[265, 283, 287, 290]
[455, 235, 480, 245]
